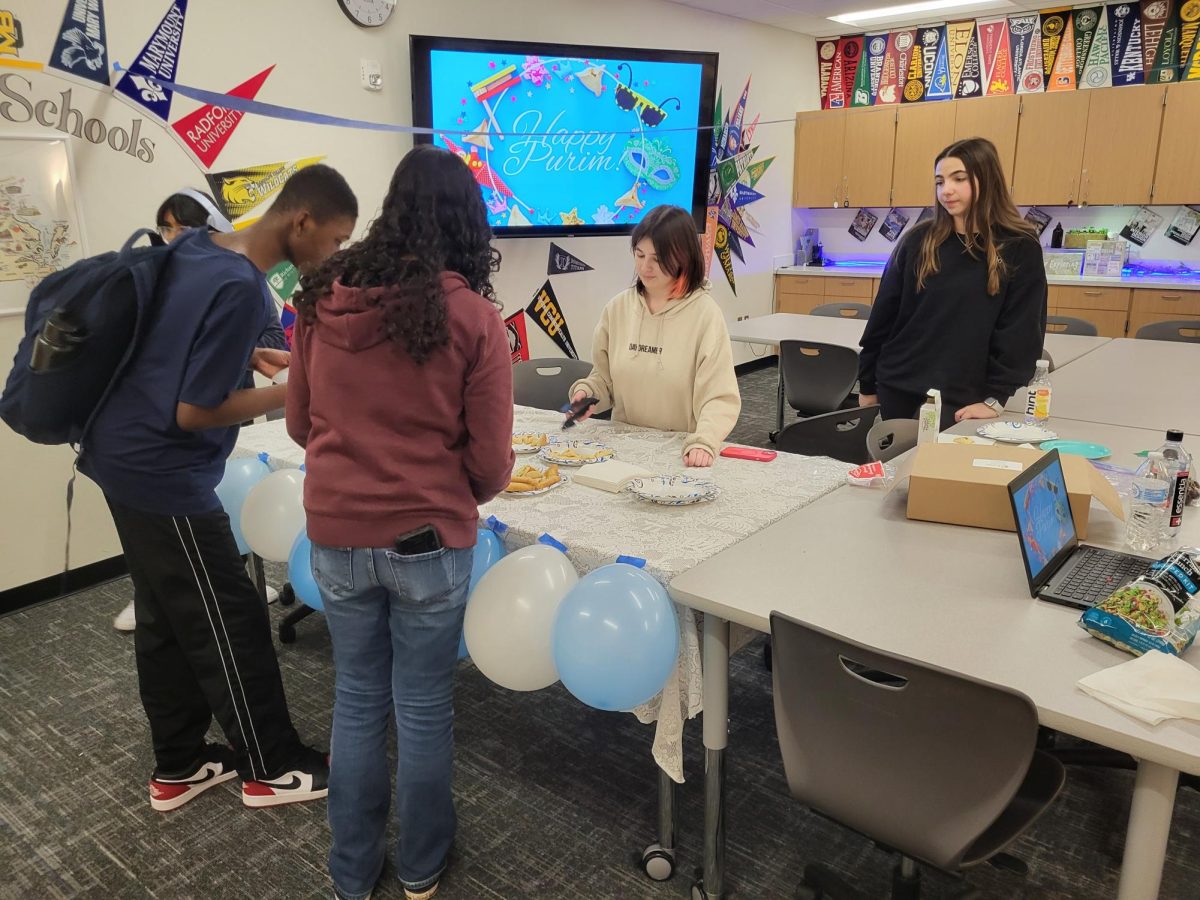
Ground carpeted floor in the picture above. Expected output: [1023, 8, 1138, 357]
[3, 362, 1199, 900]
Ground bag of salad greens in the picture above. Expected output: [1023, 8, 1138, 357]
[1079, 548, 1200, 656]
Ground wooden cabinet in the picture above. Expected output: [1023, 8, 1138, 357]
[1012, 92, 1091, 206]
[841, 107, 896, 207]
[793, 111, 846, 208]
[1152, 84, 1200, 204]
[774, 274, 875, 315]
[952, 95, 1020, 188]
[1080, 85, 1166, 206]
[1128, 288, 1200, 337]
[891, 103, 957, 207]
[1047, 285, 1130, 338]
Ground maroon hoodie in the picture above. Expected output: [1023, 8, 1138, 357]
[286, 272, 515, 549]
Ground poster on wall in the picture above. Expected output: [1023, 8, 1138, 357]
[817, 39, 837, 108]
[1120, 205, 1163, 244]
[45, 0, 109, 89]
[205, 156, 325, 223]
[1010, 12, 1045, 92]
[1043, 8, 1078, 91]
[525, 280, 578, 359]
[113, 0, 190, 124]
[879, 208, 910, 242]
[1024, 206, 1052, 236]
[504, 310, 530, 364]
[0, 137, 85, 315]
[1165, 206, 1200, 245]
[979, 17, 1015, 93]
[170, 65, 274, 170]
[1108, 1, 1146, 86]
[1180, 1, 1200, 79]
[1081, 5, 1115, 86]
[848, 208, 878, 242]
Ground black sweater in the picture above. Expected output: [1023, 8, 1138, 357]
[858, 225, 1047, 406]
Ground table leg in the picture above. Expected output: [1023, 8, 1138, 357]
[641, 767, 679, 881]
[696, 614, 730, 899]
[775, 365, 785, 436]
[1116, 760, 1178, 900]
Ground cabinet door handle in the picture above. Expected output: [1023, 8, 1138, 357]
[1083, 290, 1103, 296]
[1160, 294, 1182, 300]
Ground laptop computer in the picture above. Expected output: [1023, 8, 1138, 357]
[1007, 449, 1151, 610]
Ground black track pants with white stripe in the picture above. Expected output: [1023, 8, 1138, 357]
[106, 498, 304, 782]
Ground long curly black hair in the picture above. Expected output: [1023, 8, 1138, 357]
[294, 144, 501, 364]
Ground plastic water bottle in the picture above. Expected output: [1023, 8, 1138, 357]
[1126, 452, 1171, 553]
[1024, 359, 1052, 425]
[1159, 430, 1192, 547]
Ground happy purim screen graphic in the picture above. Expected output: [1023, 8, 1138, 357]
[423, 47, 706, 231]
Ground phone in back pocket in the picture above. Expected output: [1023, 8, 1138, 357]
[393, 524, 442, 556]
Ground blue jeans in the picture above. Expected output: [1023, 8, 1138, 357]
[312, 542, 472, 900]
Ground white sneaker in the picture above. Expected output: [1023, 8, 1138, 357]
[266, 585, 280, 604]
[113, 600, 136, 632]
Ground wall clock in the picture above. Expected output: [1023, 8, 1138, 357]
[337, 0, 394, 27]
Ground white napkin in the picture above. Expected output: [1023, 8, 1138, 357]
[1077, 650, 1200, 725]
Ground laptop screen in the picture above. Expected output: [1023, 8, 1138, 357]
[1010, 452, 1077, 583]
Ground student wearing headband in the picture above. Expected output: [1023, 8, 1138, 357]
[154, 189, 234, 243]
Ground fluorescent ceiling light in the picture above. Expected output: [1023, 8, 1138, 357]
[829, 0, 1003, 27]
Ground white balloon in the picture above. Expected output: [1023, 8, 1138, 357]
[240, 468, 306, 562]
[463, 543, 577, 691]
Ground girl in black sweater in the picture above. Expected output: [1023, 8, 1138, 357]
[858, 137, 1047, 431]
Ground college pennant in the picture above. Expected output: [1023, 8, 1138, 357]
[45, 0, 109, 89]
[547, 243, 594, 276]
[525, 281, 579, 359]
[205, 156, 325, 222]
[1109, 1, 1146, 85]
[504, 311, 530, 365]
[112, 0, 190, 124]
[170, 65, 273, 170]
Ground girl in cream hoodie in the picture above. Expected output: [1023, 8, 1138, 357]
[569, 205, 741, 467]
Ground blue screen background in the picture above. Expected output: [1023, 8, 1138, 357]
[1013, 459, 1075, 579]
[426, 48, 705, 230]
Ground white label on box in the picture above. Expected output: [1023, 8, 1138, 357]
[973, 459, 1024, 472]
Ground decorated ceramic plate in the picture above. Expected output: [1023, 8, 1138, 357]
[502, 466, 569, 497]
[512, 432, 551, 454]
[626, 474, 721, 506]
[1039, 439, 1112, 460]
[976, 422, 1058, 444]
[539, 440, 615, 466]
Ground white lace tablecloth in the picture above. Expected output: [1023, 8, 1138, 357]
[234, 407, 848, 781]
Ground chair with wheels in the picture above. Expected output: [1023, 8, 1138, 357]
[1135, 320, 1200, 343]
[810, 302, 872, 320]
[775, 405, 879, 465]
[866, 417, 918, 463]
[770, 612, 1065, 900]
[512, 357, 595, 411]
[1045, 315, 1098, 337]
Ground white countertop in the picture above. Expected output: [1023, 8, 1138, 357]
[776, 264, 1200, 292]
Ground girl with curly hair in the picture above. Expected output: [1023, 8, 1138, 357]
[286, 144, 515, 900]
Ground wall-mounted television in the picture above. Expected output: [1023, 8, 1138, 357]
[410, 35, 718, 238]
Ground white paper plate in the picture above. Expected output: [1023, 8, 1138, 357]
[539, 440, 615, 466]
[512, 433, 551, 454]
[976, 422, 1058, 443]
[626, 474, 721, 506]
[502, 474, 569, 497]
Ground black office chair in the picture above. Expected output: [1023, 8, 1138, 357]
[1045, 315, 1099, 337]
[512, 357, 594, 410]
[866, 417, 918, 463]
[1135, 320, 1200, 343]
[810, 302, 872, 320]
[776, 405, 879, 465]
[779, 340, 860, 418]
[771, 613, 1065, 900]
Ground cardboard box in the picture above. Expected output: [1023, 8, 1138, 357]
[890, 443, 1124, 539]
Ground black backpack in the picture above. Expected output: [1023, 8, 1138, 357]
[0, 229, 183, 448]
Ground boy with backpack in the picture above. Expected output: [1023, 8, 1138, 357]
[81, 165, 358, 810]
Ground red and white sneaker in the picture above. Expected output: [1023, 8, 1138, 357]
[242, 747, 329, 808]
[149, 743, 238, 812]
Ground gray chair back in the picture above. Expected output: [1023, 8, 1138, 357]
[512, 358, 594, 411]
[1135, 320, 1200, 343]
[1040, 349, 1055, 372]
[810, 302, 871, 320]
[776, 405, 878, 464]
[866, 417, 918, 463]
[770, 613, 1043, 871]
[1045, 315, 1098, 336]
[778, 340, 860, 418]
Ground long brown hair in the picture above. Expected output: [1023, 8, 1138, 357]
[916, 137, 1036, 296]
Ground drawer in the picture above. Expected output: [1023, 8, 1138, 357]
[776, 292, 824, 315]
[1128, 310, 1200, 339]
[1050, 285, 1130, 312]
[822, 277, 874, 299]
[1130, 288, 1200, 317]
[776, 274, 826, 294]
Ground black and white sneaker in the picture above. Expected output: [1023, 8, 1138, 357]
[148, 743, 238, 812]
[242, 747, 329, 808]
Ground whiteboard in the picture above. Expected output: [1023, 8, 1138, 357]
[0, 135, 87, 318]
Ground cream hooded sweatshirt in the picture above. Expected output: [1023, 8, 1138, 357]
[570, 282, 741, 458]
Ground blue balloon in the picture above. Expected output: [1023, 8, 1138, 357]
[460, 528, 506, 659]
[216, 455, 271, 555]
[288, 532, 323, 612]
[552, 564, 679, 712]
